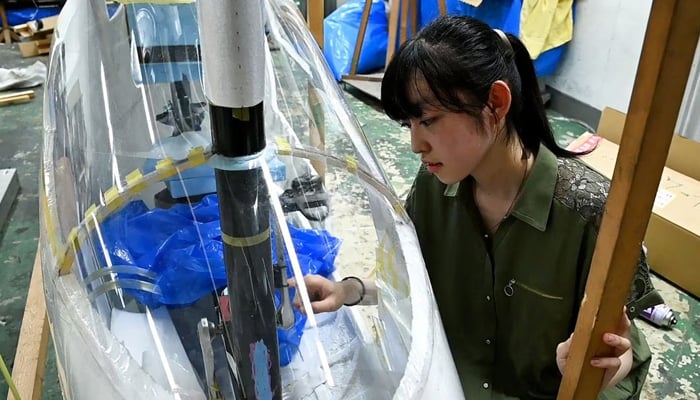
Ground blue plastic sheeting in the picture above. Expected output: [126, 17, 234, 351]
[3, 6, 60, 27]
[324, 0, 388, 81]
[418, 0, 569, 77]
[96, 194, 342, 366]
[97, 194, 341, 307]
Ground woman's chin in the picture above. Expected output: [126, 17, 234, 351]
[433, 172, 462, 186]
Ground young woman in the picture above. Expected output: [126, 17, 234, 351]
[293, 16, 658, 399]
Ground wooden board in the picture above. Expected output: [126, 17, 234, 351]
[0, 90, 35, 107]
[558, 1, 700, 398]
[343, 73, 383, 101]
[7, 252, 50, 400]
[0, 3, 11, 45]
[307, 0, 324, 49]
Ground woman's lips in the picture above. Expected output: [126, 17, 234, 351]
[425, 162, 443, 173]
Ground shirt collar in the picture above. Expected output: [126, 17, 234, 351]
[443, 143, 558, 232]
[510, 144, 558, 232]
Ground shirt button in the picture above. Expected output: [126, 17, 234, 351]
[485, 339, 491, 345]
[484, 234, 488, 238]
[486, 295, 491, 301]
[483, 382, 489, 389]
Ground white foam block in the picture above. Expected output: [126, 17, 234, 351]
[0, 168, 19, 230]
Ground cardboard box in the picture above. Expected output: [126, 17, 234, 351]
[568, 109, 700, 298]
[597, 107, 700, 181]
[17, 35, 52, 58]
[12, 15, 55, 58]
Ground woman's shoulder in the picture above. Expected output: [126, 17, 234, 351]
[553, 157, 611, 222]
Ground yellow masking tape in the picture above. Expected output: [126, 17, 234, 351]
[221, 228, 270, 248]
[125, 169, 148, 193]
[84, 204, 98, 220]
[274, 137, 292, 156]
[66, 227, 79, 249]
[84, 204, 101, 229]
[104, 186, 124, 213]
[345, 155, 358, 174]
[58, 227, 82, 275]
[232, 108, 250, 121]
[156, 157, 177, 180]
[58, 249, 75, 276]
[188, 146, 207, 167]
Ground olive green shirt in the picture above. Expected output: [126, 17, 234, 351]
[405, 145, 656, 399]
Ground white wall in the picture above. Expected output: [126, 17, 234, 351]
[546, 0, 653, 113]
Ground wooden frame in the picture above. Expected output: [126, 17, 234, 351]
[307, 0, 324, 49]
[558, 1, 700, 398]
[5, 1, 700, 399]
[343, 0, 447, 98]
[7, 253, 50, 400]
[1, 2, 12, 45]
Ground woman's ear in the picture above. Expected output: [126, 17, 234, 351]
[487, 80, 512, 124]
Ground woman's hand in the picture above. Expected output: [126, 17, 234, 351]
[556, 309, 633, 391]
[289, 275, 360, 314]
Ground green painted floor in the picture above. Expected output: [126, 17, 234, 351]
[0, 43, 698, 399]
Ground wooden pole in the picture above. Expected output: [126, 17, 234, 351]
[0, 3, 11, 45]
[399, 0, 409, 44]
[558, 1, 700, 398]
[307, 0, 324, 49]
[437, 0, 446, 16]
[308, 82, 326, 179]
[8, 253, 50, 400]
[385, 0, 401, 66]
[349, 0, 373, 76]
[410, 0, 417, 39]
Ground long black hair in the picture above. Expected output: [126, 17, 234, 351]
[381, 15, 577, 158]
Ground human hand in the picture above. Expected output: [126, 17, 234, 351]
[289, 275, 347, 314]
[556, 308, 633, 391]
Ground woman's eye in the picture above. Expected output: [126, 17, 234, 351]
[420, 118, 434, 127]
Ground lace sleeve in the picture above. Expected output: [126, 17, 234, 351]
[558, 158, 663, 319]
[626, 246, 664, 319]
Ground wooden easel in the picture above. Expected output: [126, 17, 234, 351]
[341, 0, 446, 99]
[558, 0, 700, 398]
[307, 0, 324, 49]
[1, 2, 12, 45]
[6, 253, 49, 400]
[0, 90, 35, 106]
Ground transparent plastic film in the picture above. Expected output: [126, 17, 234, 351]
[39, 0, 463, 399]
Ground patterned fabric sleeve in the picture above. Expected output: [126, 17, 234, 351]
[556, 158, 663, 319]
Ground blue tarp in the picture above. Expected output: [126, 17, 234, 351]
[2, 6, 60, 28]
[417, 0, 568, 77]
[323, 0, 571, 78]
[97, 194, 342, 366]
[324, 0, 388, 80]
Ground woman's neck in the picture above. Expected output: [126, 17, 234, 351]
[472, 136, 532, 201]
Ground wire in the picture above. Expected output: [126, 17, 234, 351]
[0, 351, 21, 400]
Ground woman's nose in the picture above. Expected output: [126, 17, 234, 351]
[410, 128, 429, 154]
